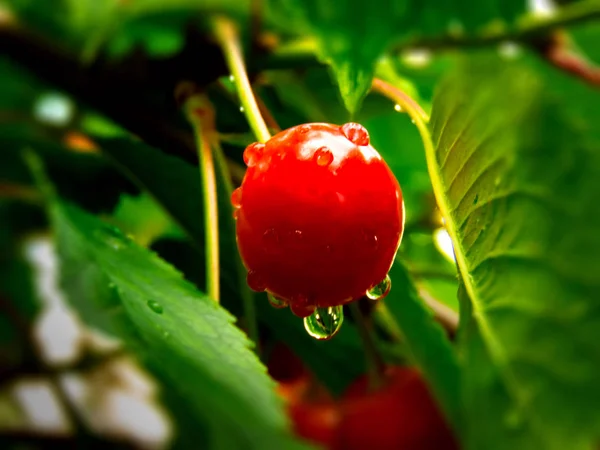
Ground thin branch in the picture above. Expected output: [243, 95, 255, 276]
[349, 301, 385, 391]
[418, 287, 459, 337]
[181, 89, 221, 303]
[213, 16, 271, 143]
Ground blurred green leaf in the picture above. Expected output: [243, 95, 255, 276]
[266, 0, 526, 113]
[383, 261, 462, 431]
[48, 199, 311, 449]
[430, 52, 600, 450]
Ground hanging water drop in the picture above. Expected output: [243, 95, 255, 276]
[239, 106, 245, 112]
[314, 146, 333, 167]
[340, 123, 369, 146]
[303, 306, 344, 340]
[147, 300, 163, 314]
[366, 274, 391, 301]
[267, 292, 287, 309]
[243, 142, 264, 167]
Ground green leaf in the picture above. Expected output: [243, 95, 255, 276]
[49, 199, 311, 449]
[430, 52, 600, 449]
[266, 0, 527, 113]
[383, 261, 462, 432]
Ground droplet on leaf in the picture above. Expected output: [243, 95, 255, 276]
[147, 300, 163, 314]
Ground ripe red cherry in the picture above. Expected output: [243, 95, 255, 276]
[233, 123, 404, 317]
[337, 366, 458, 450]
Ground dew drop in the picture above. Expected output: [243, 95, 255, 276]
[303, 306, 344, 340]
[229, 75, 235, 82]
[411, 119, 415, 124]
[231, 187, 242, 209]
[267, 292, 287, 309]
[366, 274, 391, 301]
[314, 146, 334, 167]
[243, 142, 264, 167]
[297, 124, 310, 134]
[95, 227, 127, 250]
[394, 104, 403, 112]
[232, 209, 240, 220]
[239, 106, 245, 112]
[147, 300, 163, 314]
[340, 123, 369, 146]
[247, 270, 266, 292]
[289, 294, 315, 318]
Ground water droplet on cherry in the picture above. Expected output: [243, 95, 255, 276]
[366, 274, 391, 301]
[243, 142, 264, 167]
[231, 187, 242, 208]
[304, 306, 344, 340]
[247, 270, 266, 292]
[314, 146, 333, 167]
[267, 292, 287, 309]
[289, 294, 315, 318]
[232, 209, 240, 220]
[341, 123, 369, 146]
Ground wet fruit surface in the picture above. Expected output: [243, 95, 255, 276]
[234, 123, 404, 316]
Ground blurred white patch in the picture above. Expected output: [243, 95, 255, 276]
[25, 236, 84, 365]
[400, 48, 432, 68]
[434, 228, 457, 263]
[498, 41, 522, 60]
[529, 0, 556, 16]
[33, 92, 75, 127]
[11, 379, 71, 433]
[35, 305, 83, 365]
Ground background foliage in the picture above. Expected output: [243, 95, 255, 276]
[1, 0, 600, 449]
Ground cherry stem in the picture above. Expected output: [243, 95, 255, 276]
[371, 78, 429, 122]
[211, 134, 260, 349]
[182, 92, 220, 303]
[349, 301, 385, 391]
[373, 302, 405, 343]
[213, 16, 272, 143]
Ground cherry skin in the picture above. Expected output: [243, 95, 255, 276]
[337, 366, 459, 450]
[233, 123, 404, 317]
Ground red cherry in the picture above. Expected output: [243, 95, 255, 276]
[234, 123, 404, 316]
[289, 399, 341, 448]
[338, 366, 459, 450]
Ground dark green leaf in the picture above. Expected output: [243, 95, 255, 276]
[430, 52, 600, 450]
[49, 199, 311, 449]
[383, 261, 462, 432]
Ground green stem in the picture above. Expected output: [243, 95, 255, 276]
[349, 301, 385, 391]
[184, 95, 220, 303]
[212, 138, 259, 348]
[213, 16, 271, 143]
